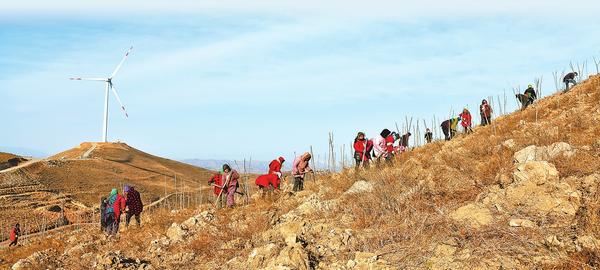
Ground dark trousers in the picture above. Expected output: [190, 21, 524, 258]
[442, 126, 450, 140]
[565, 79, 576, 91]
[9, 239, 17, 246]
[293, 177, 304, 191]
[481, 114, 491, 126]
[105, 212, 119, 235]
[355, 158, 369, 170]
[126, 212, 141, 227]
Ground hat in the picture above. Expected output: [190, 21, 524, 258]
[380, 129, 391, 138]
[278, 156, 285, 163]
[223, 164, 231, 171]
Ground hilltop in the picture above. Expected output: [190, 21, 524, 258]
[0, 142, 213, 246]
[2, 75, 600, 269]
[0, 152, 27, 171]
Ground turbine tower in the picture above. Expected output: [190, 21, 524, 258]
[70, 46, 133, 142]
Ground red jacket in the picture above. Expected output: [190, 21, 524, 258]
[353, 139, 373, 161]
[268, 158, 283, 174]
[459, 112, 472, 127]
[255, 174, 279, 189]
[208, 174, 223, 195]
[113, 194, 126, 219]
[10, 227, 19, 241]
[385, 135, 395, 153]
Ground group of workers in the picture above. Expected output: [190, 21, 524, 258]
[6, 72, 580, 245]
[208, 153, 314, 208]
[100, 184, 144, 235]
[4, 185, 144, 246]
[205, 72, 578, 204]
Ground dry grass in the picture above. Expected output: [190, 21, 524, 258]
[0, 238, 65, 268]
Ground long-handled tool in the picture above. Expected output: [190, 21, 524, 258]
[214, 174, 232, 208]
[210, 183, 244, 196]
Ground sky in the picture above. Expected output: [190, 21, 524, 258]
[1, 0, 600, 162]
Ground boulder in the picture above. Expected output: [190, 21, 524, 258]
[513, 145, 543, 163]
[11, 260, 32, 270]
[277, 220, 306, 246]
[505, 162, 579, 218]
[576, 235, 600, 251]
[181, 217, 198, 228]
[508, 219, 536, 228]
[546, 142, 575, 159]
[544, 235, 565, 249]
[513, 161, 559, 185]
[272, 244, 310, 270]
[247, 243, 278, 269]
[513, 142, 575, 163]
[166, 223, 188, 242]
[449, 203, 493, 229]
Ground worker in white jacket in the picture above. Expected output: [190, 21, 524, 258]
[372, 129, 391, 164]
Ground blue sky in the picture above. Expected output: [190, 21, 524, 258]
[1, 1, 599, 161]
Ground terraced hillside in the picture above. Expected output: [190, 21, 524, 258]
[0, 143, 213, 243]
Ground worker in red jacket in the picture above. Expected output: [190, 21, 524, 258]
[268, 157, 285, 175]
[385, 132, 396, 155]
[353, 132, 373, 169]
[104, 188, 126, 235]
[9, 223, 20, 247]
[208, 170, 225, 208]
[459, 108, 473, 134]
[268, 157, 285, 188]
[255, 174, 279, 197]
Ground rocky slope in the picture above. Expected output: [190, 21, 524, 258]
[3, 75, 600, 269]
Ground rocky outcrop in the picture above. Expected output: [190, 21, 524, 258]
[483, 161, 580, 226]
[513, 142, 575, 163]
[166, 210, 217, 242]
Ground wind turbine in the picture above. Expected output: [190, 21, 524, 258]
[70, 46, 133, 143]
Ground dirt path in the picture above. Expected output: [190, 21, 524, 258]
[81, 143, 98, 159]
[0, 158, 42, 174]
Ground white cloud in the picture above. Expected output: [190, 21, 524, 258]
[1, 0, 599, 20]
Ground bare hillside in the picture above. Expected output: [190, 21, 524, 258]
[0, 142, 213, 248]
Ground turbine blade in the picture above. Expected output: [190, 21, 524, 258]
[110, 46, 133, 79]
[69, 77, 106, 81]
[110, 83, 129, 118]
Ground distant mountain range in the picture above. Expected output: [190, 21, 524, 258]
[181, 159, 292, 174]
[0, 146, 48, 158]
